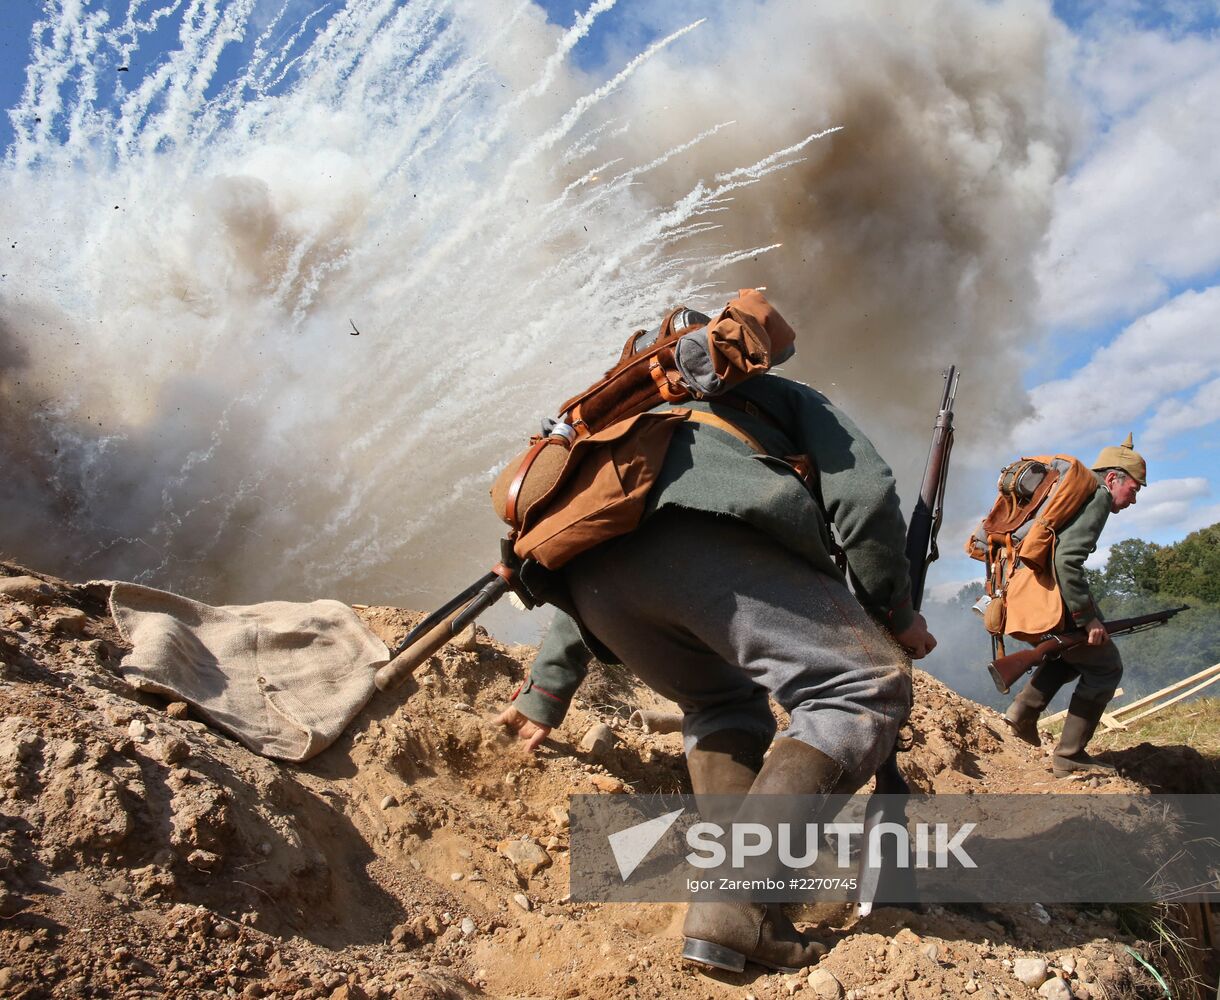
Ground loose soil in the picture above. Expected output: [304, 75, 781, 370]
[0, 562, 1213, 999]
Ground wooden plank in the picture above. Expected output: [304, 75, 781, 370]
[1108, 662, 1220, 719]
[1117, 670, 1220, 726]
[1099, 713, 1126, 731]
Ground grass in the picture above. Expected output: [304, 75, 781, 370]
[1091, 696, 1220, 755]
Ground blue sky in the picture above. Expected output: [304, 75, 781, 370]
[2, 0, 1219, 611]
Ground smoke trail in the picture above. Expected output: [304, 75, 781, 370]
[0, 0, 1077, 624]
[596, 0, 1079, 485]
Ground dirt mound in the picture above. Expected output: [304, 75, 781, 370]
[0, 563, 1184, 998]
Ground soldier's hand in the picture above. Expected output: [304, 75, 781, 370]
[496, 705, 551, 752]
[892, 613, 937, 659]
[1085, 617, 1109, 645]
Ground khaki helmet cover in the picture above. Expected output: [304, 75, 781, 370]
[1091, 432, 1147, 485]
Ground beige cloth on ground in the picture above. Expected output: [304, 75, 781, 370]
[108, 582, 389, 762]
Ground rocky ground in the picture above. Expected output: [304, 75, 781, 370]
[0, 562, 1216, 999]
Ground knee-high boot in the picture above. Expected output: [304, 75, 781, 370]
[1052, 696, 1116, 777]
[681, 738, 843, 974]
[1004, 657, 1076, 746]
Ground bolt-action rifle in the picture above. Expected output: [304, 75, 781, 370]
[857, 365, 959, 915]
[987, 605, 1190, 695]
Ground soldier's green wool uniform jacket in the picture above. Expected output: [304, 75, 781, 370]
[513, 373, 915, 728]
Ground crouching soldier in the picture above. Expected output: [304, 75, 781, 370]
[497, 312, 935, 972]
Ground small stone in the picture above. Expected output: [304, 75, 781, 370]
[1038, 977, 1072, 1000]
[511, 893, 531, 912]
[588, 774, 626, 793]
[166, 702, 190, 719]
[158, 736, 189, 764]
[187, 849, 219, 871]
[104, 704, 134, 728]
[0, 576, 55, 604]
[213, 920, 237, 940]
[806, 968, 843, 1000]
[48, 608, 89, 636]
[0, 969, 13, 990]
[453, 703, 474, 713]
[258, 841, 272, 856]
[450, 872, 462, 881]
[53, 740, 82, 769]
[460, 917, 476, 936]
[454, 625, 479, 651]
[1030, 902, 1051, 924]
[127, 719, 148, 741]
[549, 805, 570, 829]
[497, 838, 551, 876]
[17, 936, 35, 952]
[965, 979, 978, 993]
[782, 973, 805, 994]
[921, 942, 939, 962]
[1014, 958, 1049, 988]
[580, 724, 616, 756]
[380, 795, 398, 810]
[1061, 957, 1077, 975]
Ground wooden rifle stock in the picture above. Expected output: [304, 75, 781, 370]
[987, 605, 1190, 694]
[374, 572, 509, 692]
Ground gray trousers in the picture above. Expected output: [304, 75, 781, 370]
[1028, 636, 1124, 708]
[566, 508, 911, 790]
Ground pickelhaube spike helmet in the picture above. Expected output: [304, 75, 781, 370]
[1091, 432, 1147, 485]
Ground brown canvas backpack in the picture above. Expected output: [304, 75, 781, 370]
[965, 455, 1098, 644]
[490, 288, 796, 571]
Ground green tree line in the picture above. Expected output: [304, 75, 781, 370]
[1080, 524, 1220, 700]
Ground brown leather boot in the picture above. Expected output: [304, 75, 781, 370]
[1003, 684, 1047, 747]
[685, 729, 767, 801]
[681, 739, 842, 973]
[1052, 696, 1116, 777]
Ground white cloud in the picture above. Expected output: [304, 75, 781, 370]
[1076, 26, 1220, 119]
[1145, 375, 1220, 443]
[1037, 32, 1220, 331]
[1098, 476, 1214, 540]
[1013, 285, 1220, 449]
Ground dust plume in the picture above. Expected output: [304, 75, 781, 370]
[596, 0, 1077, 486]
[0, 0, 1077, 626]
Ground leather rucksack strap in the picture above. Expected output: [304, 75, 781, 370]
[684, 409, 767, 453]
